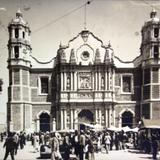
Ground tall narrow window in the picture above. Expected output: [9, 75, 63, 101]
[154, 28, 159, 38]
[154, 45, 159, 59]
[142, 104, 150, 119]
[23, 31, 25, 38]
[15, 28, 19, 38]
[122, 76, 131, 92]
[0, 79, 3, 92]
[144, 68, 150, 84]
[40, 77, 49, 94]
[14, 46, 19, 58]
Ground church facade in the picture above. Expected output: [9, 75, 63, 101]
[7, 10, 160, 132]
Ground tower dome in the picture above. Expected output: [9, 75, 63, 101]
[149, 8, 159, 22]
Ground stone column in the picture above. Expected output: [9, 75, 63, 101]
[52, 118, 56, 131]
[64, 109, 67, 129]
[107, 69, 109, 90]
[105, 109, 108, 127]
[113, 108, 115, 126]
[74, 109, 78, 130]
[105, 71, 107, 91]
[70, 72, 73, 91]
[99, 109, 102, 125]
[95, 109, 98, 124]
[97, 71, 99, 90]
[64, 73, 66, 91]
[95, 72, 97, 90]
[73, 72, 75, 90]
[36, 119, 40, 132]
[99, 72, 101, 91]
[12, 29, 14, 39]
[108, 109, 111, 128]
[70, 109, 73, 129]
[74, 72, 77, 90]
[61, 72, 63, 91]
[61, 109, 64, 130]
[108, 68, 111, 90]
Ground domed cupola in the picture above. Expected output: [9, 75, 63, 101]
[141, 9, 160, 63]
[150, 8, 159, 22]
[69, 49, 76, 64]
[95, 48, 101, 64]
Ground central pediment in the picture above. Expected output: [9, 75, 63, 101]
[57, 30, 114, 65]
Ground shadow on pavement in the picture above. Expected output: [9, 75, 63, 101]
[128, 150, 146, 154]
[139, 157, 152, 159]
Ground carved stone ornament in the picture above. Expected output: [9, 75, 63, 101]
[78, 72, 92, 90]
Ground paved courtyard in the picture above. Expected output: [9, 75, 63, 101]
[0, 141, 159, 160]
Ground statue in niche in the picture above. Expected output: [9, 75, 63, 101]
[66, 77, 70, 89]
[101, 77, 104, 89]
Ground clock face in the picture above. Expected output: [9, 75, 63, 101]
[81, 51, 90, 61]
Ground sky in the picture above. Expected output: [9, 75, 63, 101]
[0, 0, 160, 124]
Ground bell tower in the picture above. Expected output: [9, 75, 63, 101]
[8, 9, 31, 65]
[7, 9, 32, 131]
[140, 9, 160, 120]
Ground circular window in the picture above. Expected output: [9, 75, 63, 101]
[81, 51, 90, 61]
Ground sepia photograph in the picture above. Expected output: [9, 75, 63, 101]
[0, 0, 160, 159]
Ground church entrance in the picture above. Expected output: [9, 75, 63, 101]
[39, 112, 50, 132]
[78, 109, 94, 130]
[122, 111, 133, 128]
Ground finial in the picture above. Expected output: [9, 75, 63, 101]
[150, 8, 157, 18]
[16, 8, 23, 18]
[59, 41, 62, 48]
[108, 41, 111, 48]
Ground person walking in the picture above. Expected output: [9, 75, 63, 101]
[3, 132, 16, 160]
[88, 138, 95, 160]
[62, 133, 70, 160]
[79, 130, 86, 160]
[13, 132, 19, 155]
[50, 132, 61, 160]
[104, 132, 111, 154]
[33, 133, 39, 152]
[72, 130, 79, 157]
[152, 135, 159, 160]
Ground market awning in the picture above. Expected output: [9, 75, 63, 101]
[140, 119, 160, 129]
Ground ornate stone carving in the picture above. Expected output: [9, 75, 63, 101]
[78, 93, 93, 98]
[95, 48, 101, 64]
[78, 72, 92, 89]
[70, 49, 76, 64]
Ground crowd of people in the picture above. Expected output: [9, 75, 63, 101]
[0, 128, 160, 160]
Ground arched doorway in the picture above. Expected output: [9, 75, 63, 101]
[78, 109, 94, 130]
[122, 111, 133, 128]
[39, 112, 50, 132]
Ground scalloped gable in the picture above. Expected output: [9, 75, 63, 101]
[114, 56, 134, 68]
[29, 55, 54, 69]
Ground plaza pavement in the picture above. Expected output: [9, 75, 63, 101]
[0, 141, 159, 160]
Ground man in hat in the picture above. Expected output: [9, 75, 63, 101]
[3, 132, 16, 160]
